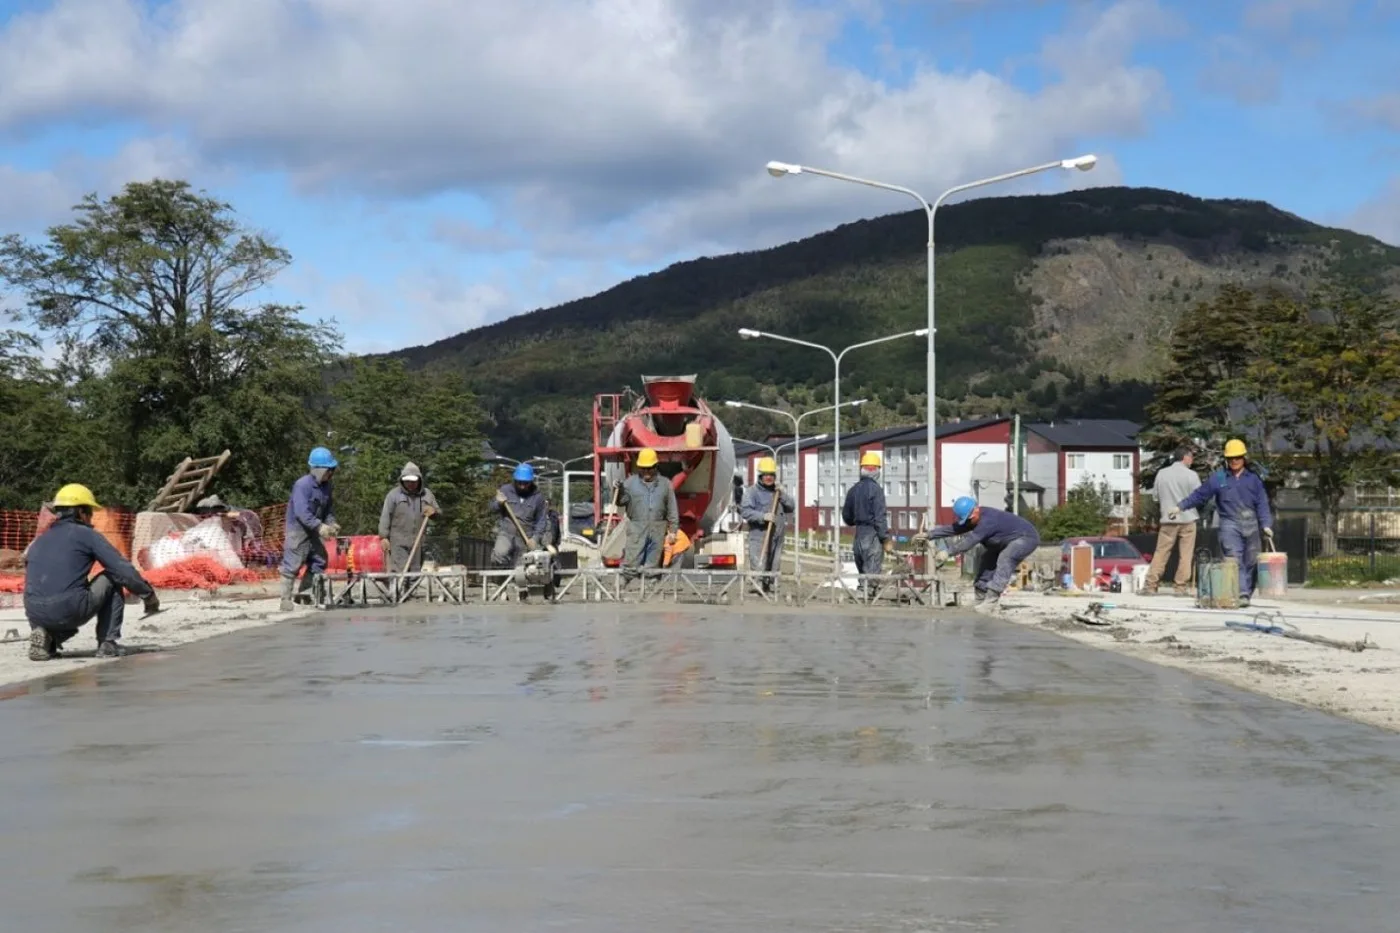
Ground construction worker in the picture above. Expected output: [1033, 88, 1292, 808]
[616, 448, 678, 581]
[378, 462, 440, 573]
[740, 456, 794, 587]
[280, 446, 341, 611]
[490, 463, 550, 569]
[23, 483, 158, 661]
[1144, 448, 1202, 595]
[918, 496, 1041, 615]
[842, 450, 891, 578]
[1171, 438, 1272, 606]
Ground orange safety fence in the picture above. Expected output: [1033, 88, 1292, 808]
[0, 502, 295, 592]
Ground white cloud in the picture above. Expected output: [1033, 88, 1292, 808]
[0, 0, 1175, 264]
[1347, 177, 1400, 247]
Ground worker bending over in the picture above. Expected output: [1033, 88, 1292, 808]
[920, 496, 1040, 615]
[281, 446, 340, 611]
[379, 461, 440, 572]
[490, 463, 550, 569]
[740, 457, 794, 588]
[1171, 438, 1272, 606]
[24, 484, 158, 660]
[842, 451, 892, 578]
[617, 448, 678, 581]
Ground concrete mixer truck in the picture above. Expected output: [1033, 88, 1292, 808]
[591, 375, 741, 570]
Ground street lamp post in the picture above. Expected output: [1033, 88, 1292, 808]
[737, 327, 928, 574]
[765, 153, 1097, 531]
[725, 399, 866, 556]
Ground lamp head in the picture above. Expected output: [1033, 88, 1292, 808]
[914, 328, 930, 336]
[766, 161, 801, 177]
[738, 328, 760, 339]
[849, 399, 868, 407]
[724, 400, 742, 408]
[1061, 154, 1097, 172]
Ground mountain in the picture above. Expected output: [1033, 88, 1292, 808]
[386, 186, 1400, 460]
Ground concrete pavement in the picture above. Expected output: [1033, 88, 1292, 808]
[2, 604, 1399, 931]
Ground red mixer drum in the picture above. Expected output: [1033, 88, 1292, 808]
[325, 535, 386, 574]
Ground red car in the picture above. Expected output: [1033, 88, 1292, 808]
[1059, 536, 1151, 584]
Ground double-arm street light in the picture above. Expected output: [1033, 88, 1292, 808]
[737, 327, 928, 573]
[725, 399, 867, 551]
[765, 154, 1097, 530]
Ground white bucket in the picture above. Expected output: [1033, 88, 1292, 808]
[1131, 564, 1149, 593]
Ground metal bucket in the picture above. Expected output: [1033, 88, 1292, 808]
[1256, 551, 1288, 598]
[1197, 557, 1239, 609]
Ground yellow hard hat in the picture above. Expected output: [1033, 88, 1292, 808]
[756, 456, 777, 475]
[1223, 439, 1248, 458]
[53, 483, 100, 509]
[859, 450, 882, 468]
[636, 448, 659, 469]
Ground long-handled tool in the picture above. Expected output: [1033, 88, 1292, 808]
[596, 482, 624, 561]
[756, 484, 782, 581]
[392, 511, 433, 604]
[499, 495, 535, 552]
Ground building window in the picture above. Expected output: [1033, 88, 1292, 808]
[1112, 491, 1131, 507]
[909, 481, 918, 495]
[1067, 453, 1085, 469]
[1112, 453, 1132, 470]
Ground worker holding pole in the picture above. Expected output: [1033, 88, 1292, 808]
[740, 456, 794, 590]
[490, 464, 551, 569]
[378, 462, 440, 573]
[280, 446, 340, 611]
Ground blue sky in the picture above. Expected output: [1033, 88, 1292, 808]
[1, 0, 1397, 354]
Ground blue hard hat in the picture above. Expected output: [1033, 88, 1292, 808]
[513, 463, 536, 482]
[953, 496, 977, 522]
[308, 446, 339, 469]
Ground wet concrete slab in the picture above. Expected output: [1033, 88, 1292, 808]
[3, 605, 1400, 932]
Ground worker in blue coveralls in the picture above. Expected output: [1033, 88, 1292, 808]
[280, 446, 340, 611]
[917, 496, 1041, 615]
[1170, 437, 1272, 606]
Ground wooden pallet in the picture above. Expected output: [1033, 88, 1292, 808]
[146, 450, 232, 512]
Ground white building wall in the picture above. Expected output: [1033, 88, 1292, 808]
[1063, 449, 1137, 517]
[1027, 452, 1058, 504]
[940, 443, 1006, 508]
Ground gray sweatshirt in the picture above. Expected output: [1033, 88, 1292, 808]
[1154, 461, 1201, 523]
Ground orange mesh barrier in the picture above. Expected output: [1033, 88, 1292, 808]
[0, 502, 293, 590]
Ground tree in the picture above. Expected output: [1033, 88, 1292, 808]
[1030, 477, 1113, 541]
[0, 330, 86, 508]
[328, 358, 493, 538]
[0, 180, 341, 505]
[1139, 285, 1290, 498]
[1248, 288, 1400, 551]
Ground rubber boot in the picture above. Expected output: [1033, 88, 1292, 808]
[279, 575, 296, 612]
[96, 641, 125, 658]
[295, 572, 318, 606]
[974, 592, 1003, 616]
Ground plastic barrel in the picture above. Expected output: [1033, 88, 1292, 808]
[326, 535, 386, 574]
[1256, 551, 1288, 598]
[1197, 559, 1239, 608]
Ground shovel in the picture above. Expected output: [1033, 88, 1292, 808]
[756, 484, 783, 581]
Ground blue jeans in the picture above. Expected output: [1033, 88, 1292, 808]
[1219, 520, 1260, 598]
[973, 535, 1040, 596]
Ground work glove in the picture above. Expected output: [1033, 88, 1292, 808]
[933, 549, 950, 568]
[318, 523, 339, 539]
[664, 532, 678, 548]
[495, 490, 508, 504]
[1261, 528, 1275, 551]
[911, 530, 929, 545]
[379, 537, 391, 554]
[142, 593, 160, 614]
[546, 545, 558, 556]
[424, 505, 438, 519]
[882, 538, 894, 555]
[525, 537, 537, 551]
[1167, 510, 1179, 521]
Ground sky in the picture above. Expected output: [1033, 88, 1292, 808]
[0, 0, 1397, 355]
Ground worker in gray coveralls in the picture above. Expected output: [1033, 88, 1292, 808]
[616, 447, 678, 582]
[842, 450, 892, 579]
[378, 461, 440, 573]
[919, 496, 1041, 615]
[740, 455, 794, 589]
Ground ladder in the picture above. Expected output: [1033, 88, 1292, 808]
[146, 450, 233, 512]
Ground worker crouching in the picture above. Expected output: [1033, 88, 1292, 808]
[919, 496, 1040, 615]
[617, 448, 679, 582]
[23, 483, 159, 661]
[490, 464, 550, 568]
[280, 446, 341, 612]
[740, 457, 793, 590]
[379, 462, 440, 573]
